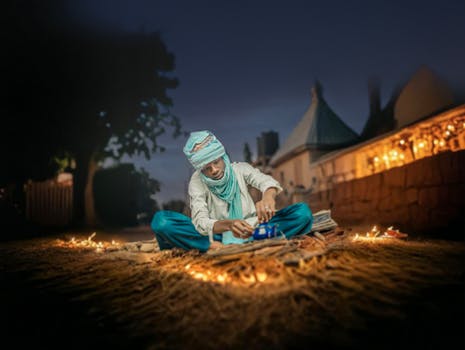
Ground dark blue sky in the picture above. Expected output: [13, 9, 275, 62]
[69, 0, 465, 203]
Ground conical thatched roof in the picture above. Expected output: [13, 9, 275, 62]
[270, 82, 359, 166]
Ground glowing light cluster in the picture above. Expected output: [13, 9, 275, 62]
[55, 232, 120, 253]
[184, 263, 230, 284]
[365, 112, 465, 175]
[184, 263, 268, 284]
[353, 225, 408, 242]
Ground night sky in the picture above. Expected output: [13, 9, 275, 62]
[68, 0, 465, 203]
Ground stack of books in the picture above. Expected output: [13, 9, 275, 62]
[310, 209, 338, 233]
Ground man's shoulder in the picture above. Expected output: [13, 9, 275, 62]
[188, 171, 209, 196]
[188, 170, 203, 186]
[232, 161, 254, 170]
[232, 162, 261, 175]
[190, 169, 201, 178]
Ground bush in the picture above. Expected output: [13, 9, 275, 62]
[93, 164, 160, 227]
[162, 199, 186, 214]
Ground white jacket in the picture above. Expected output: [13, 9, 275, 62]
[188, 162, 282, 242]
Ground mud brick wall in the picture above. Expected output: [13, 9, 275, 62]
[307, 150, 465, 238]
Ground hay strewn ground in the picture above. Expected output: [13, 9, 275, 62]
[1, 226, 464, 350]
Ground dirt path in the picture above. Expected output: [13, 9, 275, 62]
[1, 228, 464, 350]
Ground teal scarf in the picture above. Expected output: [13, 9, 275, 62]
[200, 155, 248, 244]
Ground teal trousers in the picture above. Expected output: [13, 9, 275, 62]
[151, 202, 313, 253]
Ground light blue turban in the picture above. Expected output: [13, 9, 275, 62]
[183, 130, 249, 245]
[183, 130, 226, 170]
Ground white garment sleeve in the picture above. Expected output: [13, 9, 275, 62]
[240, 163, 283, 195]
[188, 173, 217, 243]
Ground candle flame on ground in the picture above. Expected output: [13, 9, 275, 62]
[353, 225, 408, 241]
[55, 232, 120, 252]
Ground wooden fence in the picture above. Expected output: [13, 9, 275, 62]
[24, 179, 73, 227]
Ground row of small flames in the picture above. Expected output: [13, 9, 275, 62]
[56, 232, 121, 253]
[55, 225, 407, 285]
[353, 225, 408, 240]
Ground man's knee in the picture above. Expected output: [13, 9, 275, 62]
[294, 202, 313, 224]
[151, 211, 169, 234]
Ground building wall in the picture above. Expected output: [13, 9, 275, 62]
[302, 105, 465, 194]
[300, 150, 465, 238]
[272, 151, 311, 189]
[266, 105, 465, 238]
[271, 148, 337, 193]
[272, 105, 464, 206]
[275, 105, 465, 238]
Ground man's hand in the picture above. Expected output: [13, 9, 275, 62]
[229, 219, 254, 239]
[256, 187, 277, 223]
[212, 219, 254, 239]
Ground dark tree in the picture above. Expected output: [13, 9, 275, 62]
[65, 31, 180, 227]
[2, 2, 181, 227]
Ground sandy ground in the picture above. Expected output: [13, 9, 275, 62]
[0, 226, 464, 350]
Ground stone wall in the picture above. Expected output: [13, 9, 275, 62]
[304, 150, 465, 238]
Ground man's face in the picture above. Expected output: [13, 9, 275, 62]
[202, 157, 225, 180]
